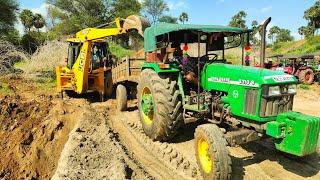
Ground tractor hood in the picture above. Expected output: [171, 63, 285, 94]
[201, 63, 298, 91]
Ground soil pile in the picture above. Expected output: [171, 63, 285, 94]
[0, 41, 26, 75]
[0, 95, 85, 179]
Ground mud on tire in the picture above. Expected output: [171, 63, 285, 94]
[299, 69, 314, 85]
[195, 124, 232, 180]
[116, 84, 127, 111]
[137, 69, 183, 141]
[104, 70, 113, 98]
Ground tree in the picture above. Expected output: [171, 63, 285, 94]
[47, 0, 109, 34]
[268, 26, 280, 44]
[158, 16, 177, 23]
[142, 0, 169, 23]
[303, 0, 320, 35]
[47, 5, 67, 28]
[33, 13, 45, 32]
[251, 20, 260, 45]
[276, 29, 293, 43]
[0, 0, 18, 35]
[251, 20, 258, 29]
[111, 0, 141, 18]
[298, 26, 314, 38]
[229, 10, 247, 29]
[20, 9, 34, 32]
[179, 12, 188, 24]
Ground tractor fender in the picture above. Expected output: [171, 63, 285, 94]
[141, 62, 180, 74]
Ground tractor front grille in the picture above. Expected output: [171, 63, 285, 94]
[259, 95, 294, 117]
[244, 89, 258, 115]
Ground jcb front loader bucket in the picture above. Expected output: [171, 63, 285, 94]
[122, 15, 150, 37]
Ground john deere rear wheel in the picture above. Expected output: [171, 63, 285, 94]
[195, 124, 232, 180]
[137, 69, 183, 141]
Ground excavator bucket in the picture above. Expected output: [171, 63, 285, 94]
[122, 15, 151, 37]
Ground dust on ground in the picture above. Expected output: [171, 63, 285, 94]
[293, 84, 320, 116]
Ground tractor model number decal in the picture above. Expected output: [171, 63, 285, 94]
[239, 79, 256, 86]
[208, 77, 258, 87]
[264, 75, 294, 82]
[78, 52, 85, 71]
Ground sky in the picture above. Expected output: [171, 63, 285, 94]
[18, 0, 317, 39]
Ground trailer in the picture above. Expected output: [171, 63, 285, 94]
[110, 56, 144, 111]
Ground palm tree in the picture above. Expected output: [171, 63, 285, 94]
[20, 9, 34, 32]
[179, 12, 188, 24]
[33, 13, 45, 32]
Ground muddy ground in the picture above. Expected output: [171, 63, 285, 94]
[0, 75, 319, 180]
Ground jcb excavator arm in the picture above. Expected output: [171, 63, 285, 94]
[68, 16, 150, 42]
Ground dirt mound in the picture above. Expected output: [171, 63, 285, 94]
[0, 95, 52, 131]
[52, 103, 135, 179]
[0, 95, 85, 179]
[0, 41, 27, 76]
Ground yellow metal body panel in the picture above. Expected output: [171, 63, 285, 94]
[56, 18, 123, 95]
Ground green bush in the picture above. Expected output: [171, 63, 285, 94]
[21, 31, 46, 54]
[109, 42, 134, 59]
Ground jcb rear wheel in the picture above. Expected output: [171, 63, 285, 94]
[104, 71, 113, 98]
[137, 69, 183, 141]
[195, 124, 232, 180]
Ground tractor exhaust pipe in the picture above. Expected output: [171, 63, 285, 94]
[259, 17, 271, 67]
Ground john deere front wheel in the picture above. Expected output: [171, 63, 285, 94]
[137, 69, 183, 141]
[195, 124, 232, 180]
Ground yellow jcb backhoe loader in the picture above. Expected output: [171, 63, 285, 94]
[55, 15, 149, 101]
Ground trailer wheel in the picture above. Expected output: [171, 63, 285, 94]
[299, 69, 314, 85]
[116, 84, 127, 111]
[195, 124, 232, 180]
[104, 71, 113, 98]
[137, 69, 183, 141]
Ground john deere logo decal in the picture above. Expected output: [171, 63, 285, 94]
[233, 90, 239, 98]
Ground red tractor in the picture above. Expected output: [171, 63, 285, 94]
[279, 55, 317, 85]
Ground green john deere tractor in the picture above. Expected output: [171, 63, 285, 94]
[137, 17, 320, 179]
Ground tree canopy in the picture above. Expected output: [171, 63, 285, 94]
[268, 26, 293, 44]
[142, 0, 169, 23]
[111, 0, 141, 19]
[0, 0, 19, 35]
[179, 12, 188, 24]
[299, 0, 320, 37]
[229, 10, 247, 29]
[46, 0, 109, 34]
[158, 16, 178, 23]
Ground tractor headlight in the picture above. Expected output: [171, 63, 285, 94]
[288, 84, 297, 94]
[268, 86, 281, 96]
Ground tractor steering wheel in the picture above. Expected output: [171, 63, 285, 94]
[200, 53, 218, 62]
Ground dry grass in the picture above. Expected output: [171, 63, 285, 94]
[21, 41, 68, 75]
